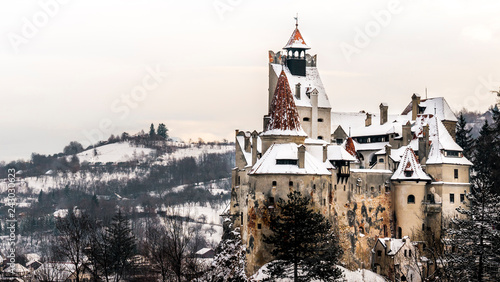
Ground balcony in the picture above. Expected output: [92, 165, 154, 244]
[422, 202, 442, 213]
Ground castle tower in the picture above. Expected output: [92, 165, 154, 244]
[391, 147, 431, 239]
[267, 21, 331, 141]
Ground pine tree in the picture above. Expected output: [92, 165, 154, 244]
[157, 123, 168, 139]
[456, 113, 474, 159]
[263, 191, 343, 282]
[473, 120, 500, 195]
[107, 210, 136, 281]
[208, 220, 248, 281]
[149, 123, 156, 138]
[444, 179, 500, 281]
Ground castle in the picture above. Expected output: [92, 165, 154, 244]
[230, 22, 471, 277]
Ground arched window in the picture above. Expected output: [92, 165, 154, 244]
[272, 181, 277, 187]
[407, 194, 415, 204]
[303, 117, 310, 122]
[289, 181, 293, 187]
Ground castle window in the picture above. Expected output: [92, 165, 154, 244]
[257, 223, 262, 229]
[404, 250, 407, 257]
[336, 138, 343, 145]
[272, 181, 277, 187]
[404, 170, 413, 177]
[289, 181, 293, 187]
[397, 227, 402, 239]
[370, 187, 374, 193]
[323, 199, 326, 205]
[409, 250, 412, 257]
[241, 213, 243, 222]
[236, 176, 240, 186]
[422, 224, 425, 231]
[460, 193, 465, 203]
[383, 225, 387, 237]
[318, 118, 324, 122]
[277, 159, 298, 165]
[407, 195, 415, 204]
[269, 197, 274, 205]
[359, 226, 364, 234]
[379, 158, 384, 163]
[318, 136, 323, 140]
[377, 250, 382, 257]
[450, 193, 455, 203]
[313, 184, 316, 190]
[454, 169, 458, 179]
[303, 117, 310, 122]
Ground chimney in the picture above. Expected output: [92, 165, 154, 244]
[244, 132, 251, 153]
[251, 131, 258, 165]
[418, 125, 430, 165]
[385, 144, 392, 170]
[323, 145, 328, 162]
[411, 94, 421, 121]
[402, 121, 412, 146]
[385, 239, 391, 252]
[263, 115, 271, 132]
[380, 103, 388, 125]
[298, 145, 306, 169]
[295, 83, 301, 99]
[365, 113, 372, 127]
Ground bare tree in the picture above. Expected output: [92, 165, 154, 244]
[54, 212, 91, 282]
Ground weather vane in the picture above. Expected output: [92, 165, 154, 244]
[294, 13, 298, 27]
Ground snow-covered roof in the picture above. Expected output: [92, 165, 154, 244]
[402, 97, 457, 122]
[391, 147, 431, 181]
[283, 27, 310, 49]
[271, 64, 331, 109]
[250, 143, 330, 175]
[332, 112, 410, 137]
[375, 236, 410, 256]
[195, 248, 213, 255]
[326, 145, 357, 162]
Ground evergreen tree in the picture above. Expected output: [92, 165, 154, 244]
[456, 113, 474, 159]
[444, 179, 500, 281]
[157, 123, 168, 139]
[473, 120, 500, 195]
[208, 220, 248, 281]
[149, 123, 156, 138]
[107, 210, 136, 281]
[263, 191, 343, 282]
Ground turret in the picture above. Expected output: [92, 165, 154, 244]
[283, 20, 310, 76]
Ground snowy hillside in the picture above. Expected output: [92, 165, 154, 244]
[73, 142, 156, 164]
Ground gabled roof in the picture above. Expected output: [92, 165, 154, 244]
[391, 147, 431, 181]
[284, 27, 310, 49]
[374, 237, 409, 256]
[402, 97, 457, 122]
[263, 70, 307, 137]
[250, 143, 330, 175]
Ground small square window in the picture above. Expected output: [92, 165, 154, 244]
[257, 223, 262, 229]
[460, 194, 465, 203]
[450, 193, 455, 203]
[454, 169, 458, 179]
[377, 250, 382, 257]
[272, 181, 277, 187]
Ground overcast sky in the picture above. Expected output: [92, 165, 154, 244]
[1, 0, 499, 162]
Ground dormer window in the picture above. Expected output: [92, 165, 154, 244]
[404, 170, 413, 177]
[445, 150, 461, 157]
[276, 159, 298, 165]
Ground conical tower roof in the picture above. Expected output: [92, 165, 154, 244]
[284, 27, 310, 49]
[264, 70, 307, 136]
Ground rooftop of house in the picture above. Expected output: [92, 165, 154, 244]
[391, 147, 431, 181]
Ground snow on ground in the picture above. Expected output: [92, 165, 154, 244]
[252, 264, 386, 281]
[13, 169, 147, 194]
[155, 144, 234, 164]
[74, 142, 156, 164]
[167, 201, 229, 245]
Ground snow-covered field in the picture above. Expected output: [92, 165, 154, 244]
[74, 142, 156, 164]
